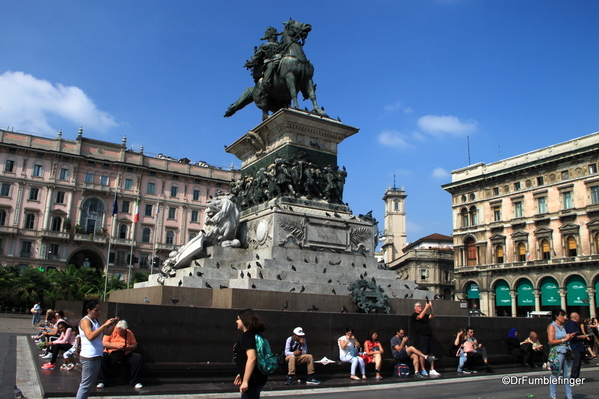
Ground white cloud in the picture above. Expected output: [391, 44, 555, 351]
[378, 130, 412, 149]
[384, 101, 403, 112]
[431, 167, 450, 179]
[403, 107, 414, 114]
[0, 71, 117, 135]
[418, 115, 477, 136]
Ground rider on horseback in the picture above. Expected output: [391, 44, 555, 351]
[244, 26, 281, 92]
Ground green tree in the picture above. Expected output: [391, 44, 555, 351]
[131, 271, 149, 285]
[105, 274, 127, 293]
[17, 267, 49, 306]
[0, 266, 20, 307]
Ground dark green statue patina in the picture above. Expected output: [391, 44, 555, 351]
[225, 19, 328, 120]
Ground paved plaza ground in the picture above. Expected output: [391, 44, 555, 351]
[2, 314, 598, 399]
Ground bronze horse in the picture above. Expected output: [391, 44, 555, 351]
[225, 19, 328, 120]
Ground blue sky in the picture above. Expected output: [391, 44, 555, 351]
[1, 1, 598, 243]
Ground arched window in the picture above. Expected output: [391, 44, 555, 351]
[24, 213, 35, 229]
[0, 209, 6, 226]
[541, 239, 551, 260]
[517, 242, 527, 261]
[465, 237, 477, 266]
[118, 224, 128, 239]
[51, 216, 62, 232]
[461, 208, 469, 228]
[142, 228, 151, 243]
[567, 236, 577, 257]
[469, 206, 478, 226]
[80, 198, 105, 234]
[495, 245, 504, 263]
[166, 230, 174, 245]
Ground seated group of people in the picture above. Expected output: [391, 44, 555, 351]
[337, 327, 440, 380]
[506, 328, 548, 370]
[32, 310, 79, 371]
[32, 309, 142, 388]
[453, 327, 494, 374]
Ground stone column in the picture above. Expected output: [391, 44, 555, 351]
[479, 290, 489, 316]
[559, 289, 567, 311]
[587, 289, 596, 319]
[533, 290, 541, 312]
[488, 291, 496, 317]
[510, 291, 517, 317]
[43, 186, 54, 230]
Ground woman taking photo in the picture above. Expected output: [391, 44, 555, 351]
[75, 299, 118, 399]
[233, 309, 268, 399]
[547, 308, 576, 399]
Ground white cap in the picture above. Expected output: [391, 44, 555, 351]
[293, 327, 305, 336]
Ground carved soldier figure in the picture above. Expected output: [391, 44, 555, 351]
[245, 27, 281, 92]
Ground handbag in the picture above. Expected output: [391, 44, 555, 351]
[110, 350, 126, 365]
[109, 334, 127, 365]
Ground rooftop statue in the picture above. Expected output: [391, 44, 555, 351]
[224, 19, 328, 121]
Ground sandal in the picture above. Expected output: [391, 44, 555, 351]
[350, 375, 361, 381]
[375, 376, 383, 380]
[362, 375, 367, 380]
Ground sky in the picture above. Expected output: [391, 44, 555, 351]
[1, 1, 598, 244]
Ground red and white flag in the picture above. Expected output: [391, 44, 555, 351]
[133, 199, 140, 223]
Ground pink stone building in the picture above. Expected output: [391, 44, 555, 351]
[0, 128, 239, 281]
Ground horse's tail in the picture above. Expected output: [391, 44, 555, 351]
[224, 87, 255, 117]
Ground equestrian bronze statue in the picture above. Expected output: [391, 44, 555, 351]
[224, 19, 328, 120]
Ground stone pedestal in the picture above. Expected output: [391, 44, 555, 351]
[134, 109, 430, 306]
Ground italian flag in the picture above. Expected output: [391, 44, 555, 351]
[133, 199, 140, 223]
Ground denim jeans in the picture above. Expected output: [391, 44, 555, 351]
[339, 353, 365, 376]
[32, 312, 41, 325]
[549, 352, 573, 399]
[241, 384, 264, 399]
[76, 356, 102, 399]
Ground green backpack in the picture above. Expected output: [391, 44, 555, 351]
[255, 334, 278, 375]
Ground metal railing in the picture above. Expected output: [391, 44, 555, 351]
[0, 306, 31, 315]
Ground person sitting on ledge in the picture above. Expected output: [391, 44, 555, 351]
[283, 327, 321, 385]
[522, 331, 548, 369]
[338, 327, 366, 380]
[390, 328, 435, 378]
[456, 327, 493, 373]
[361, 329, 384, 379]
[507, 328, 535, 369]
[96, 320, 142, 389]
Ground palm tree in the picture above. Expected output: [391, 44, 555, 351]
[0, 266, 20, 306]
[17, 267, 49, 306]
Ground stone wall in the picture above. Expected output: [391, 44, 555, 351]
[57, 300, 550, 365]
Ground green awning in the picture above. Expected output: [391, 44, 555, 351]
[517, 279, 534, 306]
[541, 278, 559, 306]
[495, 280, 511, 306]
[467, 282, 479, 299]
[566, 276, 588, 306]
[596, 279, 599, 307]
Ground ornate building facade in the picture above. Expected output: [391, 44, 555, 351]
[443, 132, 599, 318]
[388, 233, 454, 300]
[0, 128, 238, 280]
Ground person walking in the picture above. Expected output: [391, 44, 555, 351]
[547, 308, 575, 399]
[233, 309, 268, 399]
[31, 302, 42, 326]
